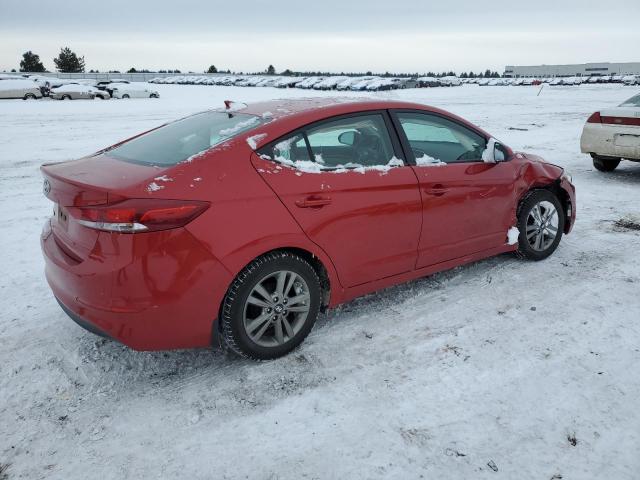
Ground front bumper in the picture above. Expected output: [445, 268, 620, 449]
[559, 176, 577, 234]
[41, 221, 232, 350]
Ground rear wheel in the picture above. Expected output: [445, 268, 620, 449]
[592, 155, 620, 172]
[23, 93, 37, 100]
[221, 251, 321, 360]
[517, 190, 564, 261]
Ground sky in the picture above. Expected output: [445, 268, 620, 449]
[1, 0, 639, 74]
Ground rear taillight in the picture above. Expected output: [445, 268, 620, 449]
[69, 199, 209, 233]
[587, 112, 602, 123]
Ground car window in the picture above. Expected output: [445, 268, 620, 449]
[620, 94, 640, 107]
[396, 112, 487, 164]
[305, 114, 395, 168]
[107, 111, 265, 166]
[270, 133, 311, 163]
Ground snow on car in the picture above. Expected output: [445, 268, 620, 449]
[0, 78, 43, 99]
[49, 83, 106, 100]
[110, 82, 160, 99]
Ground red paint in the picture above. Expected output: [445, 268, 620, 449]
[600, 115, 640, 127]
[40, 99, 576, 350]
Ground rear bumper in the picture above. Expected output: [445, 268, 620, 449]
[580, 123, 640, 160]
[41, 221, 232, 350]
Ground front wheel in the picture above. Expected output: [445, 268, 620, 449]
[23, 93, 37, 100]
[122, 94, 130, 99]
[221, 251, 321, 360]
[592, 156, 620, 172]
[517, 190, 565, 261]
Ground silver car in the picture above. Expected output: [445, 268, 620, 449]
[0, 79, 43, 100]
[50, 83, 98, 100]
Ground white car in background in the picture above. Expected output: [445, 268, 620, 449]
[0, 79, 43, 99]
[580, 92, 640, 171]
[623, 75, 639, 86]
[50, 83, 102, 100]
[110, 83, 159, 99]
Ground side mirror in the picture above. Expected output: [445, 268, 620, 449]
[338, 131, 357, 146]
[494, 142, 507, 162]
[482, 138, 507, 163]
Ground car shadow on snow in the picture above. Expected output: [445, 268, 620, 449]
[69, 252, 520, 385]
[591, 162, 640, 185]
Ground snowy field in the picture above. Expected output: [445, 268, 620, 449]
[1, 84, 640, 479]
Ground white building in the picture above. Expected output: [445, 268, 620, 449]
[504, 62, 640, 78]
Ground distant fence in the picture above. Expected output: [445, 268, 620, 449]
[2, 72, 230, 81]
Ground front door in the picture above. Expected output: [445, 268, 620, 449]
[391, 110, 518, 268]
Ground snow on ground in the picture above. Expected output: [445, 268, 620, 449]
[1, 84, 640, 479]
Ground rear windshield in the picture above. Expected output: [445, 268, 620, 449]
[620, 94, 640, 107]
[107, 111, 264, 166]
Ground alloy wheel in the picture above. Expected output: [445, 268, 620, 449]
[526, 200, 559, 251]
[242, 270, 311, 347]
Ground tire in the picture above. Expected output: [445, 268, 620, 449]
[516, 189, 565, 261]
[592, 156, 620, 172]
[122, 94, 130, 99]
[221, 251, 321, 360]
[62, 95, 71, 100]
[23, 93, 36, 100]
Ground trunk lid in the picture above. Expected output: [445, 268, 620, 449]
[41, 154, 166, 261]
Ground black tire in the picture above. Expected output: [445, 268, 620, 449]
[592, 156, 620, 172]
[23, 93, 37, 100]
[122, 94, 130, 99]
[62, 95, 71, 100]
[516, 189, 565, 261]
[221, 251, 321, 360]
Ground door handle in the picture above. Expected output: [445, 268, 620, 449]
[425, 184, 449, 196]
[295, 196, 332, 208]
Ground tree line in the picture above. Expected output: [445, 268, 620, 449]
[14, 49, 504, 78]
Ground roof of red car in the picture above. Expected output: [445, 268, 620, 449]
[220, 98, 490, 151]
[236, 97, 435, 119]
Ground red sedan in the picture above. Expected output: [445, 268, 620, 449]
[41, 98, 576, 359]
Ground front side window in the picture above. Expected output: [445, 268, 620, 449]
[396, 112, 487, 164]
[108, 111, 264, 166]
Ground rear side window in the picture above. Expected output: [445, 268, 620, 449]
[259, 113, 397, 170]
[107, 112, 264, 166]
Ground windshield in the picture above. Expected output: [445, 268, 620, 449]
[620, 94, 640, 107]
[107, 111, 264, 166]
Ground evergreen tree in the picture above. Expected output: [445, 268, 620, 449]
[53, 47, 85, 73]
[207, 65, 218, 73]
[127, 67, 137, 73]
[20, 51, 46, 72]
[266, 64, 276, 75]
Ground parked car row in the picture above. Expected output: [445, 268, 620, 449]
[0, 74, 159, 100]
[148, 73, 640, 90]
[472, 75, 640, 87]
[149, 75, 432, 91]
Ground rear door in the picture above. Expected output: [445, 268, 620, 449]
[391, 110, 518, 268]
[252, 112, 422, 288]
